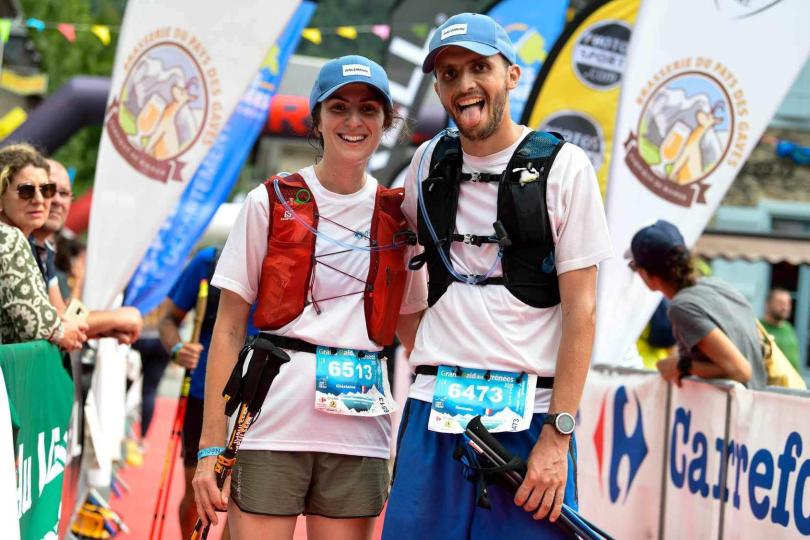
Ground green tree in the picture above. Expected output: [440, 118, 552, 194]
[20, 0, 124, 195]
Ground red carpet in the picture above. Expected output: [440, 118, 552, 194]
[110, 397, 385, 539]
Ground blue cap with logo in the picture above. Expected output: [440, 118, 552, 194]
[422, 13, 516, 73]
[309, 55, 392, 113]
[627, 220, 686, 271]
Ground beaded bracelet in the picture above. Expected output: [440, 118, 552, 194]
[197, 446, 225, 460]
[170, 342, 183, 362]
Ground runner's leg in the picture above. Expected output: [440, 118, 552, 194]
[306, 516, 376, 540]
[227, 500, 296, 540]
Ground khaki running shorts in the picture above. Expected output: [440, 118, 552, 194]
[231, 450, 389, 518]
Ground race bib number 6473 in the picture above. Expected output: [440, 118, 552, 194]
[429, 366, 535, 434]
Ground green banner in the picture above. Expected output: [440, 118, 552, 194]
[0, 340, 73, 539]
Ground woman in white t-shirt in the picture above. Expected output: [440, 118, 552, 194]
[192, 55, 411, 540]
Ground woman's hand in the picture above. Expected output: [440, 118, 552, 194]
[192, 455, 231, 527]
[57, 319, 88, 351]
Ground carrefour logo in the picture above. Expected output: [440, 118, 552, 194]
[671, 407, 810, 535]
[593, 386, 648, 503]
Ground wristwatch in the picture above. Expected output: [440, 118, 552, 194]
[543, 412, 576, 436]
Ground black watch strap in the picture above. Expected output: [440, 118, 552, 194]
[677, 355, 692, 379]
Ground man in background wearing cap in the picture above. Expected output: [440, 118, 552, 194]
[385, 13, 612, 539]
[627, 219, 766, 389]
[31, 159, 142, 343]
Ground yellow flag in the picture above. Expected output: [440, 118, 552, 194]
[0, 107, 27, 139]
[336, 26, 358, 40]
[302, 27, 322, 44]
[91, 24, 111, 46]
[0, 19, 11, 44]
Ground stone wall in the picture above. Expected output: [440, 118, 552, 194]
[723, 128, 810, 206]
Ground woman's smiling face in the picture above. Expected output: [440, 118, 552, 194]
[316, 83, 386, 165]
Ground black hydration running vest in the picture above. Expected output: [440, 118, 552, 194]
[411, 130, 564, 308]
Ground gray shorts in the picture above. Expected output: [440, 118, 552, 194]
[231, 450, 389, 518]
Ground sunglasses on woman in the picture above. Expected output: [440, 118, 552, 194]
[16, 183, 57, 200]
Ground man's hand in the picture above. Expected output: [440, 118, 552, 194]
[110, 306, 142, 344]
[174, 342, 203, 370]
[514, 426, 569, 522]
[656, 356, 682, 386]
[192, 455, 230, 527]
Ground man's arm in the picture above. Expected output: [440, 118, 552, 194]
[85, 307, 143, 344]
[158, 299, 202, 370]
[192, 289, 250, 527]
[48, 283, 67, 314]
[515, 265, 597, 522]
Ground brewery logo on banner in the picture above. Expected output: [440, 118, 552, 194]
[572, 20, 631, 90]
[105, 27, 223, 182]
[593, 386, 648, 503]
[714, 0, 786, 19]
[624, 57, 750, 207]
[541, 111, 604, 171]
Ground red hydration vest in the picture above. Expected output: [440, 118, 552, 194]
[253, 174, 409, 346]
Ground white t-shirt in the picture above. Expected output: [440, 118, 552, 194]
[211, 166, 394, 459]
[401, 127, 613, 411]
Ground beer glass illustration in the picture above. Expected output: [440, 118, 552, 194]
[134, 93, 167, 149]
[658, 120, 691, 176]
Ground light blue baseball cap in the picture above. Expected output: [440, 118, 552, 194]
[309, 55, 392, 113]
[422, 13, 516, 73]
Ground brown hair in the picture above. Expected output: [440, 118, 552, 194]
[0, 143, 51, 195]
[645, 246, 698, 291]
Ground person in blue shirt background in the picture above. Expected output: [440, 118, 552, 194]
[159, 245, 257, 538]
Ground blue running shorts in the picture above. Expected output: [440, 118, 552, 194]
[382, 398, 578, 540]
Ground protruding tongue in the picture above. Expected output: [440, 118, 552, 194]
[459, 104, 482, 126]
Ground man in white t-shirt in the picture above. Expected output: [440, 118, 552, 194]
[382, 13, 612, 540]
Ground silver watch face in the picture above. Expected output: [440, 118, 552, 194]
[555, 412, 576, 434]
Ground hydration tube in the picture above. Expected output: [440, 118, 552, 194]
[272, 179, 403, 253]
[416, 129, 503, 285]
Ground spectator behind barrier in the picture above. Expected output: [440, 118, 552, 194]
[627, 220, 767, 389]
[0, 144, 86, 350]
[54, 234, 86, 303]
[30, 159, 142, 344]
[760, 288, 801, 372]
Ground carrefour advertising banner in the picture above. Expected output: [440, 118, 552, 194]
[577, 370, 667, 538]
[726, 388, 810, 538]
[663, 379, 732, 539]
[84, 0, 301, 309]
[594, 0, 810, 366]
[523, 0, 638, 198]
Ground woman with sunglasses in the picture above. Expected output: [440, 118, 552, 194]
[193, 56, 416, 540]
[0, 143, 87, 350]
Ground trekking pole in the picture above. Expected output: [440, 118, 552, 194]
[190, 335, 290, 540]
[149, 279, 209, 540]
